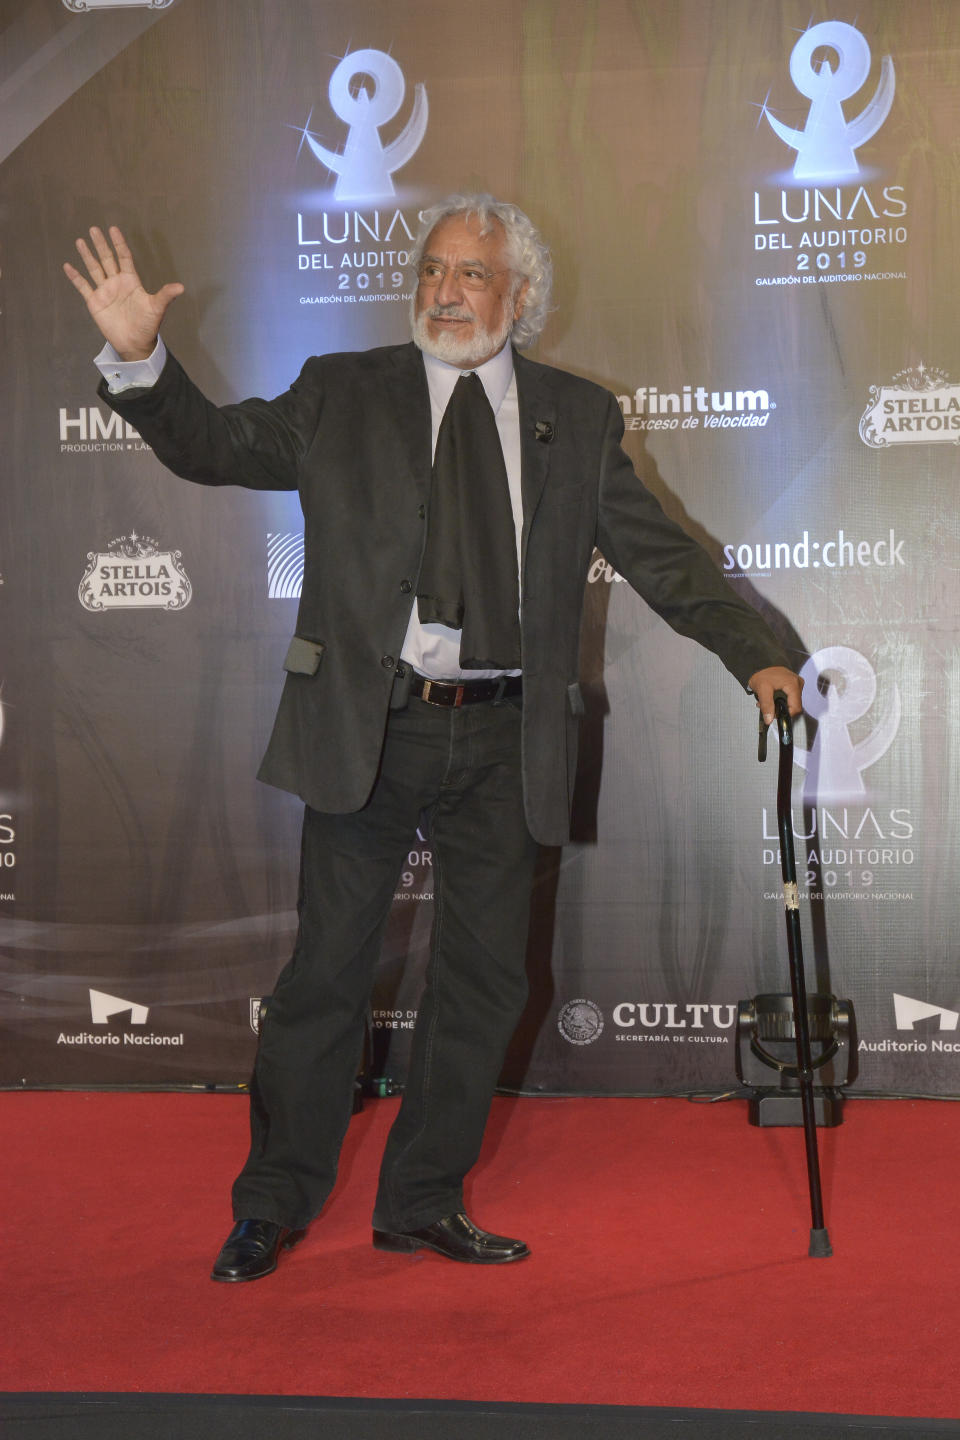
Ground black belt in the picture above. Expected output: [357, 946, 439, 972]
[409, 672, 522, 708]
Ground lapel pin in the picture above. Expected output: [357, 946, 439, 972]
[535, 419, 555, 444]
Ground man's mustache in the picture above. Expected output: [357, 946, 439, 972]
[423, 304, 474, 322]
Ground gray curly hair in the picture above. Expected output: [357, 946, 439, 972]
[411, 193, 553, 348]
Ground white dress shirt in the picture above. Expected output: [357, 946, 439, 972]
[95, 337, 524, 680]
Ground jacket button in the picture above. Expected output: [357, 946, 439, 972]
[417, 504, 425, 519]
[381, 655, 395, 669]
[399, 579, 412, 593]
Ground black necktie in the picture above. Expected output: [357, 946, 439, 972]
[417, 372, 521, 670]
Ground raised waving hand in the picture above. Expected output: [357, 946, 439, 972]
[63, 225, 184, 361]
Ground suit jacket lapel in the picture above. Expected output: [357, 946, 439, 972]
[385, 343, 432, 498]
[514, 350, 558, 573]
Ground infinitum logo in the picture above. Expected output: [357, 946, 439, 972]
[617, 384, 774, 434]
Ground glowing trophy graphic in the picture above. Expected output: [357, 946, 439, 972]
[794, 646, 900, 801]
[301, 49, 428, 201]
[764, 21, 895, 181]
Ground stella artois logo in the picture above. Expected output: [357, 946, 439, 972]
[79, 532, 192, 612]
[860, 364, 960, 448]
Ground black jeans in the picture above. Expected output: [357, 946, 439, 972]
[231, 692, 540, 1232]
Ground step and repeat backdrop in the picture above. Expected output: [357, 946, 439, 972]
[2, 0, 958, 1095]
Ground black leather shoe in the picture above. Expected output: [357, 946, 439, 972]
[372, 1212, 529, 1264]
[210, 1219, 305, 1283]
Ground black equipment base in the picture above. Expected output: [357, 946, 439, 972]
[747, 1091, 844, 1128]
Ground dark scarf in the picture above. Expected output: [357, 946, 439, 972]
[416, 371, 521, 670]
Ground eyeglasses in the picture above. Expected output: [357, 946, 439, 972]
[415, 259, 510, 291]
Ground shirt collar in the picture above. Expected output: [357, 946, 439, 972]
[421, 339, 515, 416]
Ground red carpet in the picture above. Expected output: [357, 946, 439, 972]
[1, 1092, 957, 1418]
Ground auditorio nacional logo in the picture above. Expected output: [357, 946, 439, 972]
[56, 988, 184, 1049]
[752, 20, 906, 288]
[292, 48, 428, 305]
[858, 994, 960, 1057]
[860, 364, 960, 447]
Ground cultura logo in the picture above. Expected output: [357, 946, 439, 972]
[612, 1002, 735, 1045]
[794, 646, 900, 802]
[762, 20, 895, 183]
[295, 49, 428, 201]
[860, 364, 960, 448]
[557, 999, 604, 1046]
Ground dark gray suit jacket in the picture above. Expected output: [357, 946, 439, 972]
[102, 342, 790, 845]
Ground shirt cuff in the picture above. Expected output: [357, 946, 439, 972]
[95, 337, 167, 393]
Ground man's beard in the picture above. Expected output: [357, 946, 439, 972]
[411, 302, 513, 368]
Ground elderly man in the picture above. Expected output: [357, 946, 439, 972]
[65, 194, 801, 1282]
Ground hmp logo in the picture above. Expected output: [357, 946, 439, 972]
[297, 49, 428, 201]
[794, 646, 900, 802]
[762, 20, 895, 182]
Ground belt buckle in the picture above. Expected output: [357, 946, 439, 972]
[420, 678, 466, 707]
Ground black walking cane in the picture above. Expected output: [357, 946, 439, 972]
[758, 691, 833, 1258]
